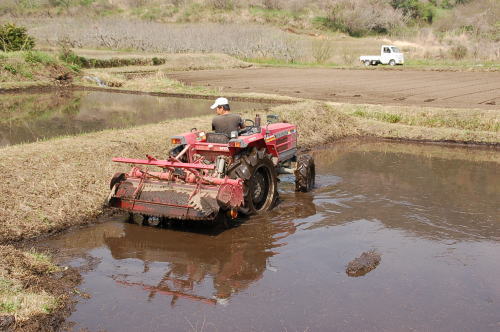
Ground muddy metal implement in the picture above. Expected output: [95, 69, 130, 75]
[107, 115, 315, 223]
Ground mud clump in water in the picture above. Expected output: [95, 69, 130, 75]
[346, 250, 381, 277]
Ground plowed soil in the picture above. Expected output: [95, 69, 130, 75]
[169, 68, 500, 109]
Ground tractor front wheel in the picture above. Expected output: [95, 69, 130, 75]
[228, 148, 278, 215]
[295, 154, 315, 192]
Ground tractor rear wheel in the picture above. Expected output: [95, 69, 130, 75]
[228, 148, 278, 215]
[295, 154, 315, 192]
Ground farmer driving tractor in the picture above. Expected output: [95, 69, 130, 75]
[210, 97, 245, 136]
[107, 96, 315, 223]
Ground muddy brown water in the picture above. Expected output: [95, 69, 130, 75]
[42, 141, 500, 331]
[0, 90, 272, 147]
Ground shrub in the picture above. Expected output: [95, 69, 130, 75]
[312, 38, 333, 64]
[59, 49, 89, 67]
[341, 49, 356, 65]
[391, 0, 436, 23]
[48, 0, 72, 8]
[326, 0, 404, 37]
[209, 0, 234, 10]
[449, 44, 467, 59]
[152, 57, 165, 65]
[381, 113, 401, 123]
[0, 23, 35, 52]
[262, 0, 282, 10]
[80, 0, 96, 6]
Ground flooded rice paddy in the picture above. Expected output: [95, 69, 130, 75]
[0, 90, 271, 147]
[43, 141, 500, 331]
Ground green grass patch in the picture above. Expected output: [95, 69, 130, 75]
[25, 250, 52, 265]
[405, 58, 500, 70]
[0, 50, 75, 83]
[350, 107, 499, 132]
[24, 51, 56, 65]
[0, 273, 58, 319]
[353, 109, 401, 123]
[0, 300, 19, 313]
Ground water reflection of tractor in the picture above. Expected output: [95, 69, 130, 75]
[107, 114, 315, 225]
[103, 213, 305, 304]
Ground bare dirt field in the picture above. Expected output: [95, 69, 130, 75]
[169, 68, 500, 109]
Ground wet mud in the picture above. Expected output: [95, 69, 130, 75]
[41, 141, 500, 331]
[346, 250, 382, 277]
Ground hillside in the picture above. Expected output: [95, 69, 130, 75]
[1, 0, 498, 64]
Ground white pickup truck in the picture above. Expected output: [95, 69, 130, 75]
[360, 45, 404, 66]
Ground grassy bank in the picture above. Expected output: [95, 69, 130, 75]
[0, 245, 79, 331]
[340, 103, 500, 143]
[0, 51, 76, 88]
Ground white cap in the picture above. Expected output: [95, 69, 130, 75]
[210, 97, 229, 109]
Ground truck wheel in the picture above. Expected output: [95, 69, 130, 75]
[295, 154, 315, 192]
[389, 59, 396, 66]
[364, 60, 370, 66]
[228, 148, 278, 215]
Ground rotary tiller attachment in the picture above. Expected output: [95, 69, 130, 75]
[107, 157, 244, 221]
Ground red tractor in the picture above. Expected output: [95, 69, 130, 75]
[107, 114, 315, 224]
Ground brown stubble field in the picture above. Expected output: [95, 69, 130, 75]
[168, 67, 500, 110]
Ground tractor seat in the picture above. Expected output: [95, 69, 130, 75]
[206, 132, 230, 144]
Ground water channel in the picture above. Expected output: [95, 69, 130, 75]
[0, 90, 272, 147]
[42, 141, 500, 331]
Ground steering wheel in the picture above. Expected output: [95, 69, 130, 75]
[244, 119, 255, 127]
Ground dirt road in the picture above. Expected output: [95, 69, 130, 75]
[169, 68, 500, 109]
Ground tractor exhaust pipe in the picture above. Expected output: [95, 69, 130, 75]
[255, 114, 261, 130]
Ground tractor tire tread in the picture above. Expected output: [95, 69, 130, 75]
[295, 154, 315, 192]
